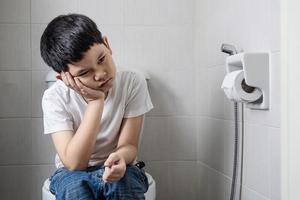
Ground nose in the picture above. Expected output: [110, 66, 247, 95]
[94, 71, 107, 82]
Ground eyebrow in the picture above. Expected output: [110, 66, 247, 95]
[74, 51, 105, 77]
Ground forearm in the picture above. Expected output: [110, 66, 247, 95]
[65, 99, 104, 170]
[115, 144, 138, 165]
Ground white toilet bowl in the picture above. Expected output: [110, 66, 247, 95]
[42, 172, 156, 200]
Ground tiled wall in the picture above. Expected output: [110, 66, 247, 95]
[0, 0, 280, 199]
[281, 0, 300, 199]
[194, 0, 281, 200]
[0, 0, 57, 199]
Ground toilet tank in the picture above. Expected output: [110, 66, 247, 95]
[45, 70, 58, 88]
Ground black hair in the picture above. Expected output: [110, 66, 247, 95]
[40, 13, 103, 72]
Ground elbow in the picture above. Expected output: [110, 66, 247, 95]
[68, 164, 88, 171]
[62, 149, 88, 171]
[63, 160, 88, 171]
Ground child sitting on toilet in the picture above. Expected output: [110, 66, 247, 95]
[40, 13, 153, 200]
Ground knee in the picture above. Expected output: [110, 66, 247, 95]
[54, 171, 98, 199]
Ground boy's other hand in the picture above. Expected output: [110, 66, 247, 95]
[61, 72, 106, 102]
[102, 152, 126, 183]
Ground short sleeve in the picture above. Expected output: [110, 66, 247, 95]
[42, 92, 74, 134]
[123, 72, 154, 118]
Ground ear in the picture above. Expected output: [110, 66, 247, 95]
[56, 74, 62, 80]
[102, 36, 113, 55]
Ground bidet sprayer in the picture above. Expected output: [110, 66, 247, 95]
[221, 43, 238, 55]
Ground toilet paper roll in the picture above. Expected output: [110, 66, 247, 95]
[221, 70, 262, 102]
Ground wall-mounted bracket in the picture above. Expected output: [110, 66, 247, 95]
[226, 52, 270, 110]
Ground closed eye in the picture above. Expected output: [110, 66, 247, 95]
[78, 70, 89, 76]
[97, 55, 106, 64]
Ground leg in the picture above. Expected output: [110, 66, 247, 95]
[103, 165, 149, 200]
[49, 167, 105, 200]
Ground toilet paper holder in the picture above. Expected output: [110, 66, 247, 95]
[225, 52, 270, 110]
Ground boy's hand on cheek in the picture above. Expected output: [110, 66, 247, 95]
[102, 152, 126, 183]
[61, 71, 80, 91]
[61, 72, 106, 102]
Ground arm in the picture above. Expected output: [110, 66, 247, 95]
[102, 114, 144, 182]
[116, 114, 144, 164]
[51, 73, 106, 171]
[51, 98, 104, 171]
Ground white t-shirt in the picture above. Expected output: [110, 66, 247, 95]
[42, 71, 153, 168]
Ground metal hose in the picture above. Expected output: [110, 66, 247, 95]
[230, 103, 244, 200]
[230, 102, 239, 200]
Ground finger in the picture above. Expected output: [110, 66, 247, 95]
[75, 78, 106, 100]
[74, 77, 85, 90]
[104, 165, 123, 179]
[105, 170, 121, 179]
[104, 161, 112, 168]
[104, 155, 118, 167]
[105, 176, 121, 183]
[103, 166, 111, 177]
[65, 72, 79, 91]
[65, 72, 78, 90]
[110, 173, 123, 179]
[74, 78, 83, 91]
[102, 166, 112, 182]
[104, 166, 123, 181]
[108, 172, 123, 181]
[69, 77, 81, 93]
[74, 78, 93, 96]
[110, 164, 123, 174]
[78, 80, 104, 97]
[104, 171, 122, 183]
[108, 168, 119, 177]
[61, 72, 70, 87]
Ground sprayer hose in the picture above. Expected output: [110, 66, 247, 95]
[230, 103, 244, 200]
[230, 102, 239, 200]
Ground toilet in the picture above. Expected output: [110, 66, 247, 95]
[42, 70, 156, 200]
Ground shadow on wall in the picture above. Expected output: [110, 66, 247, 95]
[146, 73, 178, 116]
[138, 72, 203, 200]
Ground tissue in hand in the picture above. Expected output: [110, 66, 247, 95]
[221, 70, 262, 102]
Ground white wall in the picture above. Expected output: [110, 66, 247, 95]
[0, 0, 281, 200]
[281, 0, 300, 199]
[0, 0, 56, 199]
[194, 0, 281, 199]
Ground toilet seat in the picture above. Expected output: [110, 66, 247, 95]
[146, 172, 153, 185]
[42, 172, 156, 200]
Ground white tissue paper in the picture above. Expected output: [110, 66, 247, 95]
[221, 70, 262, 102]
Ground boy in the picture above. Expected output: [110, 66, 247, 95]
[40, 13, 153, 200]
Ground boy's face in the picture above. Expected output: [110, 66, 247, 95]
[67, 36, 116, 94]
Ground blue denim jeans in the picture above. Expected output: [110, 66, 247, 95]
[49, 164, 149, 200]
